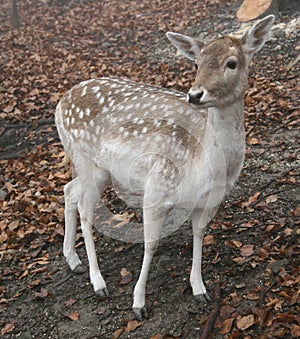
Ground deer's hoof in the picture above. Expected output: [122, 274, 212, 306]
[194, 292, 211, 304]
[96, 287, 110, 297]
[133, 305, 148, 321]
[73, 264, 85, 274]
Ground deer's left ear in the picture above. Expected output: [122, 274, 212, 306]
[241, 15, 275, 62]
[166, 32, 204, 61]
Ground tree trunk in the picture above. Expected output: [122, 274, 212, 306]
[11, 0, 20, 29]
[237, 0, 278, 21]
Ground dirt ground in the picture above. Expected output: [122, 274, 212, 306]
[0, 0, 299, 338]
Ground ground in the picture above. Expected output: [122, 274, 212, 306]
[0, 0, 299, 338]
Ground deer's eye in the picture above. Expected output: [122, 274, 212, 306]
[226, 60, 237, 70]
[195, 63, 198, 70]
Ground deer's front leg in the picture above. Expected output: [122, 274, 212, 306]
[190, 209, 210, 302]
[133, 192, 168, 320]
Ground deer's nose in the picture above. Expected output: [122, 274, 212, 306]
[187, 91, 204, 104]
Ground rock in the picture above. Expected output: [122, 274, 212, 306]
[268, 259, 289, 274]
[0, 189, 7, 200]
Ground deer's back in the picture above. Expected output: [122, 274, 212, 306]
[56, 77, 208, 161]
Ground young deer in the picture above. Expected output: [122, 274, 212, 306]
[55, 15, 275, 320]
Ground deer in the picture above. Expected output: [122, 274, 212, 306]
[55, 15, 275, 320]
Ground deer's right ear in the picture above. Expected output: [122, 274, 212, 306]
[166, 32, 204, 61]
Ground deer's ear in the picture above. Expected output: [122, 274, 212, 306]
[166, 32, 204, 61]
[241, 15, 275, 62]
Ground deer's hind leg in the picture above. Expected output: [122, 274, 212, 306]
[77, 169, 111, 296]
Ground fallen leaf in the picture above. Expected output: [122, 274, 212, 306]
[119, 267, 133, 285]
[275, 313, 298, 323]
[246, 292, 259, 300]
[29, 279, 41, 286]
[233, 257, 246, 264]
[35, 288, 49, 299]
[66, 310, 80, 321]
[19, 269, 29, 279]
[114, 245, 125, 252]
[284, 228, 293, 236]
[120, 267, 130, 277]
[242, 192, 260, 208]
[240, 244, 254, 257]
[64, 298, 77, 307]
[259, 247, 269, 259]
[225, 240, 242, 249]
[236, 314, 255, 330]
[125, 319, 142, 332]
[150, 334, 164, 339]
[3, 101, 16, 113]
[94, 306, 107, 315]
[291, 324, 300, 337]
[112, 328, 124, 339]
[292, 206, 300, 217]
[1, 323, 15, 335]
[8, 220, 19, 231]
[266, 194, 278, 204]
[120, 272, 133, 285]
[247, 137, 260, 145]
[203, 234, 215, 245]
[221, 318, 234, 334]
[232, 240, 243, 248]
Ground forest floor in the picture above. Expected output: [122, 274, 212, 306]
[0, 0, 299, 338]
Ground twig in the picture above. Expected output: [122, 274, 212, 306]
[53, 273, 72, 287]
[199, 281, 221, 339]
[286, 54, 300, 70]
[257, 165, 298, 191]
[3, 119, 55, 129]
[270, 116, 299, 134]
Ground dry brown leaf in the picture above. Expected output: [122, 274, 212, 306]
[236, 314, 255, 330]
[259, 247, 269, 258]
[125, 319, 142, 332]
[35, 288, 49, 299]
[232, 240, 243, 248]
[233, 257, 246, 264]
[64, 298, 77, 307]
[19, 269, 29, 279]
[246, 292, 259, 300]
[66, 310, 80, 321]
[291, 324, 300, 337]
[150, 334, 164, 339]
[221, 318, 234, 334]
[114, 245, 125, 252]
[203, 234, 215, 246]
[266, 194, 278, 204]
[8, 220, 19, 231]
[119, 268, 133, 285]
[1, 323, 15, 335]
[3, 101, 16, 113]
[247, 137, 260, 145]
[242, 192, 260, 208]
[120, 267, 130, 277]
[240, 244, 254, 257]
[112, 328, 124, 339]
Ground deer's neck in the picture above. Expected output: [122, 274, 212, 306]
[206, 100, 245, 141]
[202, 100, 246, 191]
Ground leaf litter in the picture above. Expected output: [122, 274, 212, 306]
[0, 0, 299, 338]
